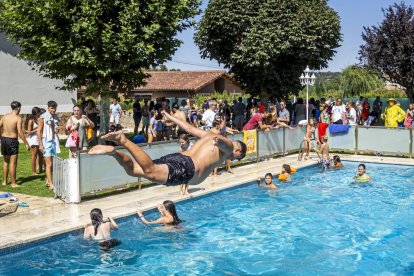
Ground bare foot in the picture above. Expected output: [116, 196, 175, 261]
[289, 126, 294, 130]
[101, 130, 126, 144]
[88, 145, 116, 155]
[11, 184, 21, 188]
[227, 169, 234, 174]
[32, 173, 39, 176]
[48, 185, 55, 190]
[2, 182, 6, 186]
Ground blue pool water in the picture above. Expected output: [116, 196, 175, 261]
[2, 161, 414, 275]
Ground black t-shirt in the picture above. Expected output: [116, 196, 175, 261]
[133, 102, 141, 117]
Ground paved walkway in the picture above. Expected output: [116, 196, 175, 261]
[1, 154, 413, 250]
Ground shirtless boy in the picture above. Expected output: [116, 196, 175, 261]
[316, 135, 330, 170]
[89, 110, 247, 186]
[0, 101, 30, 187]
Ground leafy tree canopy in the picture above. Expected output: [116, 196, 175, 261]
[0, 0, 200, 94]
[360, 2, 414, 102]
[194, 0, 341, 99]
[340, 65, 384, 98]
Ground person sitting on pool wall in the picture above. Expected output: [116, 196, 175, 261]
[84, 208, 120, 249]
[331, 155, 343, 169]
[137, 200, 181, 226]
[257, 173, 278, 190]
[354, 164, 372, 182]
[89, 110, 247, 187]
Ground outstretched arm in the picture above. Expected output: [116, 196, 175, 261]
[161, 110, 207, 138]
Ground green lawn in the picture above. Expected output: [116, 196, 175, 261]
[0, 142, 69, 197]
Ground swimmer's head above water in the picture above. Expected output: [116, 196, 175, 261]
[159, 200, 181, 225]
[90, 208, 104, 236]
[282, 164, 291, 174]
[357, 164, 366, 176]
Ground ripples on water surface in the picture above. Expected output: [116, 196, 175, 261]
[2, 161, 414, 275]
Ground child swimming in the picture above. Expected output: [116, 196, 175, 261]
[331, 155, 343, 169]
[257, 173, 278, 190]
[354, 163, 372, 182]
[83, 208, 120, 249]
[137, 200, 182, 226]
[278, 164, 295, 182]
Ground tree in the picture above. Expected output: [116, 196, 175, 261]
[0, 0, 200, 132]
[194, 0, 341, 99]
[340, 65, 384, 97]
[360, 2, 414, 102]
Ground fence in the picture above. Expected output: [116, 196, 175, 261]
[52, 125, 413, 203]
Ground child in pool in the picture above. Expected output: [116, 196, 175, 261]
[331, 155, 344, 169]
[278, 164, 293, 182]
[354, 163, 372, 182]
[257, 173, 278, 190]
[84, 208, 120, 249]
[137, 200, 182, 226]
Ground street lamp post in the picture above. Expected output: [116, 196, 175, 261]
[300, 66, 316, 122]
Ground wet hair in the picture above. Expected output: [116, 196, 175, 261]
[236, 140, 247, 160]
[11, 101, 21, 110]
[90, 208, 104, 236]
[163, 200, 181, 225]
[40, 108, 46, 115]
[265, 173, 273, 179]
[358, 164, 366, 170]
[333, 155, 341, 163]
[47, 101, 57, 108]
[282, 164, 291, 174]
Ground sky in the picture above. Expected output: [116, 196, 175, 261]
[165, 0, 405, 72]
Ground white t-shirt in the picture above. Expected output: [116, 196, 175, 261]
[110, 103, 122, 116]
[347, 108, 357, 125]
[202, 109, 216, 128]
[331, 104, 346, 122]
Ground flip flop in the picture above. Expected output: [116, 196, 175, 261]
[9, 197, 19, 203]
[11, 184, 21, 188]
[17, 202, 29, 207]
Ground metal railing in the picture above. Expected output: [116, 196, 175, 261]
[52, 125, 413, 203]
[52, 156, 68, 201]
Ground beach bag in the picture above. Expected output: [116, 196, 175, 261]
[65, 127, 80, 148]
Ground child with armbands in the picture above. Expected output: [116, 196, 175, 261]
[277, 164, 297, 182]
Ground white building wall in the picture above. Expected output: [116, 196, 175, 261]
[0, 33, 76, 114]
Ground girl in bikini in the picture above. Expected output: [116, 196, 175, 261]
[137, 200, 182, 226]
[302, 118, 316, 161]
[84, 208, 120, 250]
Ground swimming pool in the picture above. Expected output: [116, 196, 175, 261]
[2, 161, 414, 275]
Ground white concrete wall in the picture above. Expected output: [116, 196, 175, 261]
[0, 33, 76, 114]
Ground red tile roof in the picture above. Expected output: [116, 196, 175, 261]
[134, 70, 228, 91]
